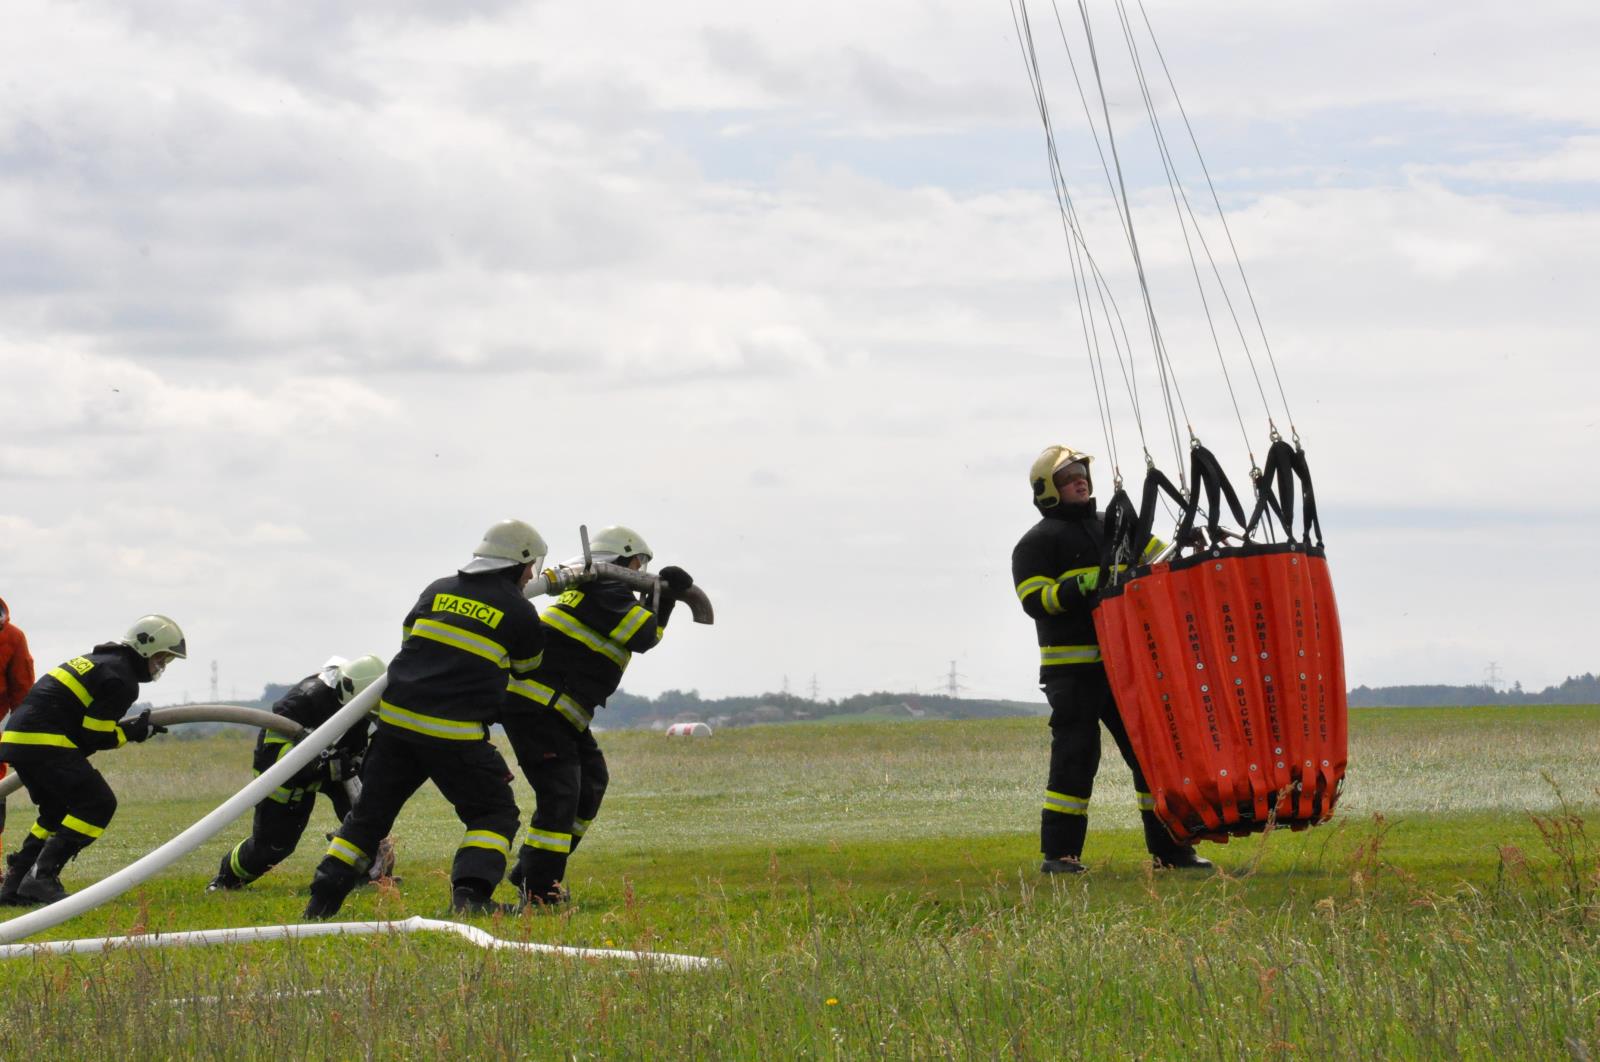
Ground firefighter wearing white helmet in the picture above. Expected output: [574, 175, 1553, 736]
[305, 520, 547, 919]
[586, 525, 652, 568]
[1012, 446, 1212, 875]
[0, 615, 185, 905]
[209, 654, 394, 893]
[502, 525, 693, 908]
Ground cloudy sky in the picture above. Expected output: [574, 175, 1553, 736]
[2, 1, 1595, 707]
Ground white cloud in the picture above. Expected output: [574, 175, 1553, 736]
[0, 0, 1596, 706]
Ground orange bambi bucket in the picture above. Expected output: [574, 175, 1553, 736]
[1093, 441, 1347, 845]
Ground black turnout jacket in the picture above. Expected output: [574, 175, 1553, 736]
[1011, 501, 1162, 684]
[506, 578, 670, 731]
[377, 567, 545, 744]
[0, 642, 146, 757]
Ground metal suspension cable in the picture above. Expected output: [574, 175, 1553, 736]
[1114, 0, 1256, 469]
[1134, 0, 1298, 442]
[1072, 0, 1190, 480]
[1036, 0, 1177, 473]
[1046, 0, 1183, 477]
[1013, 0, 1143, 476]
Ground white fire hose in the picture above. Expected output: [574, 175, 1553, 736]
[0, 916, 721, 969]
[0, 678, 387, 945]
[0, 704, 337, 802]
[0, 679, 719, 969]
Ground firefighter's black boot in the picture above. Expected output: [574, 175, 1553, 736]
[18, 834, 89, 905]
[1143, 811, 1214, 871]
[1152, 848, 1214, 871]
[207, 852, 246, 893]
[0, 834, 47, 906]
[1039, 855, 1087, 875]
[450, 878, 515, 916]
[510, 846, 568, 908]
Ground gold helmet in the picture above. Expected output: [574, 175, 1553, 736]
[1029, 445, 1094, 509]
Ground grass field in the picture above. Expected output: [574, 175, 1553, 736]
[0, 707, 1595, 1058]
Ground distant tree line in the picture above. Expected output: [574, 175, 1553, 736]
[601, 688, 1042, 729]
[210, 671, 1597, 724]
[1349, 673, 1600, 707]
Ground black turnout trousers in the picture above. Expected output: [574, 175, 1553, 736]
[1041, 665, 1151, 860]
[502, 708, 609, 894]
[314, 726, 517, 890]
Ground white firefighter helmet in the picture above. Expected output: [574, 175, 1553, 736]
[1029, 445, 1094, 508]
[462, 518, 547, 574]
[335, 654, 386, 704]
[589, 525, 653, 568]
[121, 614, 188, 660]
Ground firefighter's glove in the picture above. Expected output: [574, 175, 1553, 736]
[121, 709, 165, 743]
[659, 566, 694, 595]
[1075, 570, 1101, 596]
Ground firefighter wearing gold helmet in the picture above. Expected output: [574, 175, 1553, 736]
[1029, 445, 1094, 510]
[1012, 445, 1212, 875]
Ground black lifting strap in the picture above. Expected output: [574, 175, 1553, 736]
[1245, 439, 1325, 548]
[1173, 444, 1250, 548]
[1100, 445, 1253, 583]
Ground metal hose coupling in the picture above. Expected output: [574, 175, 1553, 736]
[527, 560, 714, 625]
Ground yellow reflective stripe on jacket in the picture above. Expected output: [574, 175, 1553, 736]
[376, 700, 487, 741]
[81, 716, 118, 733]
[1015, 576, 1052, 603]
[1043, 790, 1090, 816]
[47, 667, 94, 707]
[523, 826, 572, 854]
[461, 829, 511, 856]
[508, 676, 558, 705]
[609, 606, 650, 644]
[262, 732, 292, 747]
[60, 815, 105, 839]
[506, 677, 594, 730]
[407, 617, 511, 669]
[541, 609, 631, 669]
[549, 695, 593, 731]
[1041, 582, 1067, 615]
[0, 730, 78, 750]
[509, 651, 544, 673]
[1040, 644, 1102, 666]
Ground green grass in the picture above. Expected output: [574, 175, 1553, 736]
[0, 708, 1595, 1058]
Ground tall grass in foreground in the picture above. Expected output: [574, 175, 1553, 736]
[0, 811, 1594, 1060]
[0, 711, 1595, 1057]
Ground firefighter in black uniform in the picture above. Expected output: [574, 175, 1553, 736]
[0, 615, 185, 905]
[1012, 446, 1211, 874]
[208, 654, 388, 893]
[502, 525, 690, 907]
[303, 519, 548, 919]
